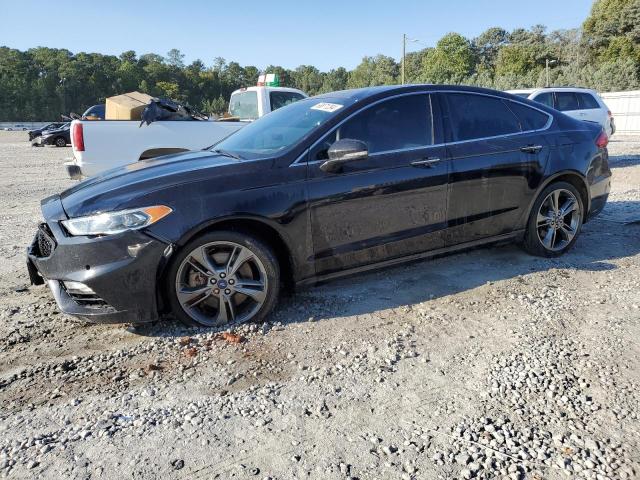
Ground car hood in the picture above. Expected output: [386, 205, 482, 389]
[60, 150, 264, 218]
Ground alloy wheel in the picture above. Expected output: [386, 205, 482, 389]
[55, 137, 66, 147]
[536, 188, 581, 252]
[175, 241, 268, 326]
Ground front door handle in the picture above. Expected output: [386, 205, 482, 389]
[411, 157, 441, 168]
[520, 145, 543, 154]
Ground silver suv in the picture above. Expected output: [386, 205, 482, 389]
[507, 87, 615, 137]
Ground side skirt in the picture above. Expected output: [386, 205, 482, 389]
[296, 230, 525, 287]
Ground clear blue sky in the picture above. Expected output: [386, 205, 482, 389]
[1, 0, 593, 71]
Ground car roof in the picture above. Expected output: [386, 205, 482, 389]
[314, 84, 527, 102]
[507, 86, 599, 96]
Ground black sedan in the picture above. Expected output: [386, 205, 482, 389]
[40, 123, 71, 147]
[27, 85, 611, 327]
[28, 122, 65, 141]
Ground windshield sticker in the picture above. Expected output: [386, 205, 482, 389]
[311, 102, 343, 113]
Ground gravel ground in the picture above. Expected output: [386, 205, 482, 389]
[0, 131, 638, 480]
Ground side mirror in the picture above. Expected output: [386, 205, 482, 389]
[320, 139, 368, 173]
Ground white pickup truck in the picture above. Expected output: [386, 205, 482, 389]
[66, 86, 307, 178]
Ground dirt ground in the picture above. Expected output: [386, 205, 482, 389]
[0, 130, 638, 480]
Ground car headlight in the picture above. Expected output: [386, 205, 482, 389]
[61, 205, 172, 236]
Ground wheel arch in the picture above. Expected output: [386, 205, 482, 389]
[526, 170, 590, 224]
[171, 215, 296, 289]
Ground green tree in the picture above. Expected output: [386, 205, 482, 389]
[474, 27, 509, 72]
[320, 67, 349, 92]
[348, 55, 398, 88]
[421, 33, 475, 83]
[292, 65, 323, 95]
[583, 0, 640, 61]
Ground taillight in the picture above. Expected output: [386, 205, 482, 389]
[595, 130, 608, 149]
[72, 123, 85, 151]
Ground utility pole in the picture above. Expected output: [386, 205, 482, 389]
[402, 34, 406, 85]
[59, 77, 67, 116]
[545, 59, 557, 87]
[401, 34, 418, 85]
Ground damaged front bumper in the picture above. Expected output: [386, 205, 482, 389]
[26, 196, 168, 324]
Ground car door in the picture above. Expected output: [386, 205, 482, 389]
[439, 92, 551, 246]
[305, 93, 449, 276]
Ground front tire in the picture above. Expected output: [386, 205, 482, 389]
[523, 181, 584, 257]
[166, 231, 280, 327]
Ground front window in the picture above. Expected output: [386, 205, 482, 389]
[213, 98, 348, 159]
[229, 91, 259, 120]
[338, 94, 433, 153]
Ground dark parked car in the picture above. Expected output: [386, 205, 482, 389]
[81, 104, 105, 120]
[28, 122, 65, 141]
[27, 85, 611, 327]
[40, 123, 71, 147]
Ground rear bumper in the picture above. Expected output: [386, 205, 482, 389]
[586, 151, 611, 221]
[26, 197, 168, 324]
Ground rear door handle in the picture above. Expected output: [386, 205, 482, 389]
[411, 157, 441, 168]
[520, 145, 543, 154]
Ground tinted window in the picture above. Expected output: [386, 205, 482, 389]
[505, 101, 550, 131]
[532, 92, 554, 108]
[576, 92, 600, 109]
[337, 95, 432, 153]
[270, 91, 305, 111]
[555, 92, 580, 111]
[444, 93, 521, 141]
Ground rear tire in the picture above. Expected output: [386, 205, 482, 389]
[523, 181, 584, 257]
[166, 231, 280, 328]
[54, 137, 66, 147]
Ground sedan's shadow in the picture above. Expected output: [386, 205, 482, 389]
[133, 200, 640, 337]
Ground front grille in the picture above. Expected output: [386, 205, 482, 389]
[33, 224, 56, 258]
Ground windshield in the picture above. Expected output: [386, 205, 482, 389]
[229, 91, 259, 120]
[213, 98, 347, 159]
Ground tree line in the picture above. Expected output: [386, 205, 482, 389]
[0, 0, 638, 121]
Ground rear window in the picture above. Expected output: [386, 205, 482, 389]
[444, 93, 521, 142]
[229, 91, 259, 120]
[555, 92, 580, 111]
[505, 101, 550, 131]
[576, 92, 600, 109]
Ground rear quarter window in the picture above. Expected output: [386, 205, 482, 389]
[505, 101, 550, 131]
[577, 93, 600, 109]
